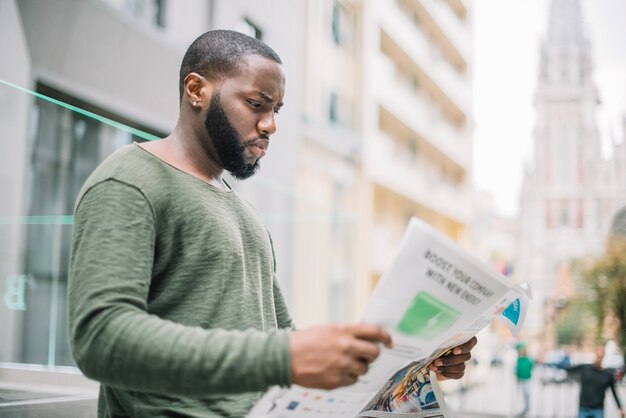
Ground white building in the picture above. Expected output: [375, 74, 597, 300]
[516, 0, 626, 340]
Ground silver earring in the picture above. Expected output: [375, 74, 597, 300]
[193, 101, 198, 107]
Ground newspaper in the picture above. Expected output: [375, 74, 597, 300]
[249, 217, 530, 418]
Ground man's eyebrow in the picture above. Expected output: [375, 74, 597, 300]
[256, 91, 284, 107]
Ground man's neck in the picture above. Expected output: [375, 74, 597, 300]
[138, 128, 229, 190]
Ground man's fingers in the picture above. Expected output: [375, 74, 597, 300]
[347, 324, 393, 348]
[435, 352, 472, 366]
[431, 362, 467, 380]
[437, 363, 466, 374]
[347, 358, 369, 377]
[436, 371, 464, 380]
[452, 336, 478, 355]
[342, 373, 359, 387]
[348, 338, 382, 364]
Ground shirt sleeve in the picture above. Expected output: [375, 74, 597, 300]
[68, 179, 292, 396]
[610, 378, 623, 409]
[563, 364, 582, 372]
[273, 275, 296, 330]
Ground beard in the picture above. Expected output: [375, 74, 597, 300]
[204, 93, 260, 180]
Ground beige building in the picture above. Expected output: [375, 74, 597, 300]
[360, 0, 473, 292]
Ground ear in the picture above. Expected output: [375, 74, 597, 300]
[183, 72, 213, 109]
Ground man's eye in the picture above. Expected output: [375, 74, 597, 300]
[247, 100, 261, 108]
[273, 109, 281, 115]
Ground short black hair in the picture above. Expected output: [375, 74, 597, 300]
[179, 30, 282, 101]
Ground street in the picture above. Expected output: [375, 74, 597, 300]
[445, 364, 626, 418]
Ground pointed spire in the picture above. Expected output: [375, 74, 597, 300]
[538, 0, 593, 86]
[547, 0, 586, 45]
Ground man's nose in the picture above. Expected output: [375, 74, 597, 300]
[257, 112, 277, 137]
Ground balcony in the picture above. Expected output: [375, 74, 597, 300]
[372, 54, 471, 170]
[377, 2, 470, 116]
[448, 0, 470, 20]
[420, 0, 471, 61]
[363, 132, 471, 225]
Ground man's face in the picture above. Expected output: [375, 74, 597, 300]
[204, 56, 285, 180]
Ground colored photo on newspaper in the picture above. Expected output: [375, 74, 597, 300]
[359, 358, 439, 413]
[360, 345, 452, 415]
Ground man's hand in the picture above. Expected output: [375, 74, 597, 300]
[619, 407, 625, 418]
[290, 323, 393, 390]
[428, 336, 478, 380]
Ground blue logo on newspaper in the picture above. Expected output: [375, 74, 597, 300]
[502, 299, 520, 325]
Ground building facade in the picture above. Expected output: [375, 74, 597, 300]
[516, 0, 626, 341]
[361, 0, 473, 289]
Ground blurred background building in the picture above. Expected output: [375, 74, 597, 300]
[515, 0, 626, 349]
[362, 0, 473, 293]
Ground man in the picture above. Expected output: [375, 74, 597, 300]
[68, 30, 476, 417]
[564, 345, 625, 418]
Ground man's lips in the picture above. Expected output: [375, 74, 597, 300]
[248, 139, 269, 158]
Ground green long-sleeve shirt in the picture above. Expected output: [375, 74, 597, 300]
[515, 356, 533, 380]
[68, 144, 293, 417]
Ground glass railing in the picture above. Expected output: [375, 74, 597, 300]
[0, 78, 359, 369]
[0, 79, 159, 368]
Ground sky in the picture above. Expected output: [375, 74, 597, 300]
[472, 0, 626, 217]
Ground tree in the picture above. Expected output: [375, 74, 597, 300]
[555, 298, 593, 347]
[581, 236, 626, 359]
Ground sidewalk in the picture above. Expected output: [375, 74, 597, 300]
[445, 365, 626, 418]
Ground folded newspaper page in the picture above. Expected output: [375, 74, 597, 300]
[249, 217, 530, 418]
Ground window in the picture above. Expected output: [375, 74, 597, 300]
[560, 200, 569, 227]
[410, 74, 419, 93]
[407, 139, 418, 164]
[154, 0, 166, 28]
[331, 1, 352, 46]
[576, 199, 584, 228]
[544, 144, 552, 184]
[546, 200, 554, 229]
[329, 92, 339, 123]
[577, 146, 585, 184]
[123, 0, 167, 29]
[238, 17, 263, 40]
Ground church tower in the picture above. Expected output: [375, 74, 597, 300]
[516, 0, 622, 341]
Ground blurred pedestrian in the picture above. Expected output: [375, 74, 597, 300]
[514, 346, 534, 417]
[562, 345, 625, 418]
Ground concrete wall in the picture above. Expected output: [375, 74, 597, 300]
[16, 0, 191, 133]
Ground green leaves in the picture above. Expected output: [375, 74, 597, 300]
[581, 236, 626, 354]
